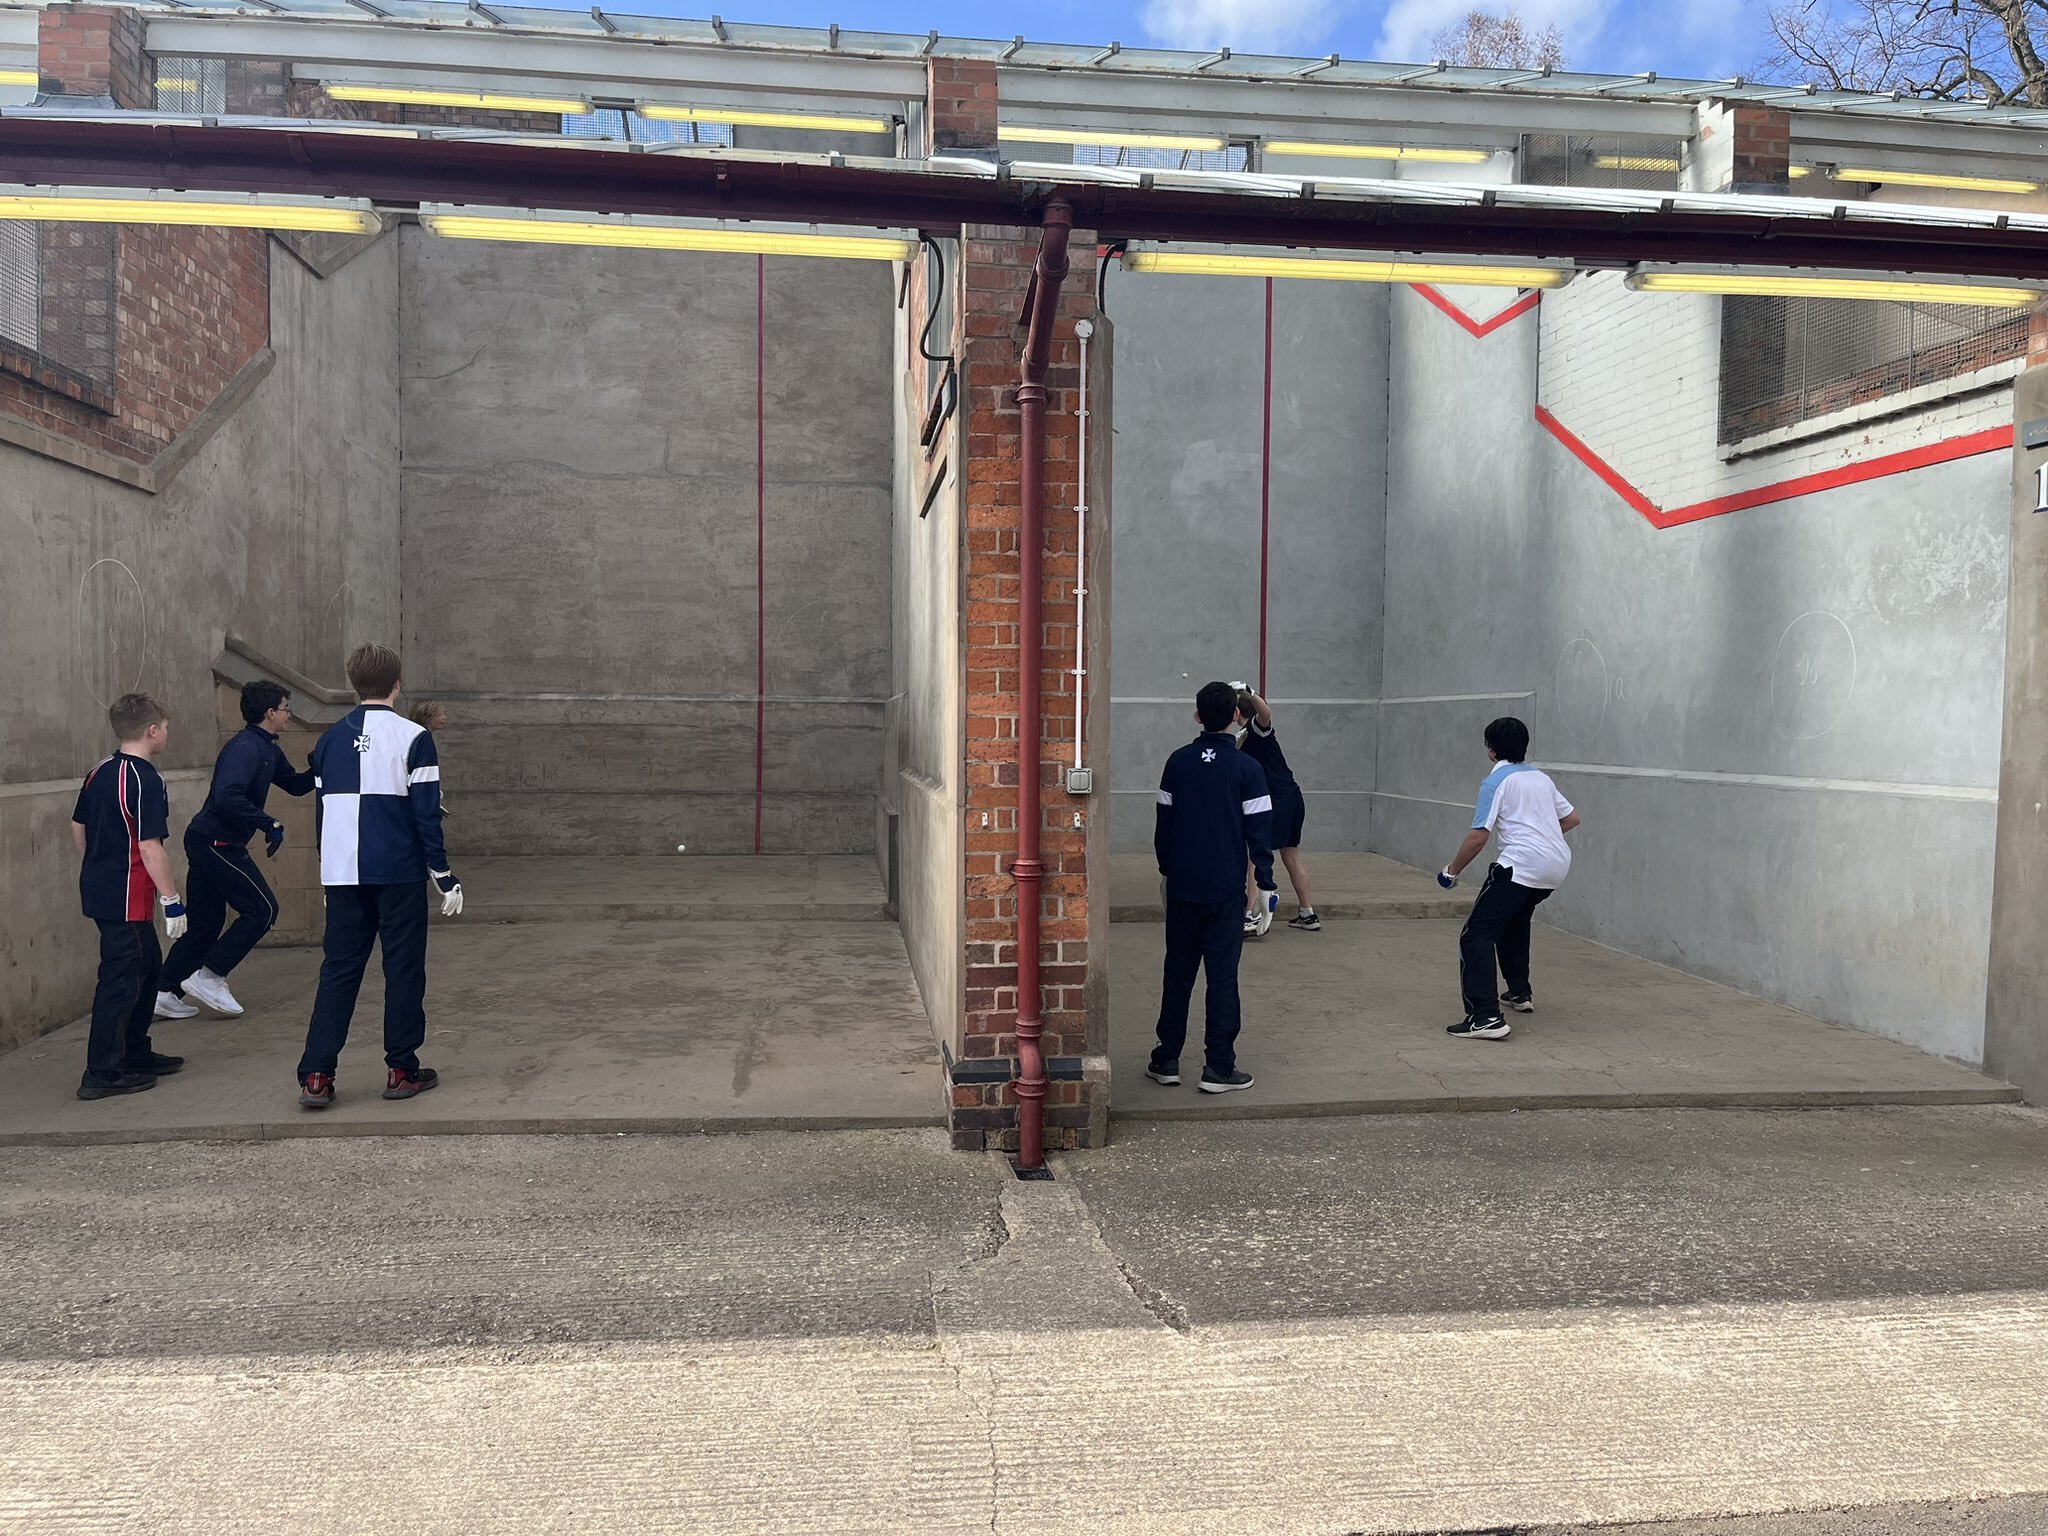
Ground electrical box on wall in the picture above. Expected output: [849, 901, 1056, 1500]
[1066, 767, 1093, 795]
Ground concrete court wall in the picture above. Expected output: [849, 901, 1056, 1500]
[1373, 277, 2007, 1065]
[396, 230, 896, 857]
[0, 234, 402, 1052]
[1107, 270, 1389, 856]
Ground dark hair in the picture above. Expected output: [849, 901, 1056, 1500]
[1196, 680, 1239, 732]
[1485, 716, 1530, 763]
[409, 700, 447, 731]
[109, 693, 167, 740]
[346, 643, 402, 700]
[240, 680, 290, 725]
[1235, 689, 1258, 722]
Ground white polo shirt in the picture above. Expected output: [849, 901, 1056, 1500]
[1473, 762, 1575, 890]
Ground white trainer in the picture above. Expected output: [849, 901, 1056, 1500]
[153, 990, 199, 1020]
[182, 970, 244, 1017]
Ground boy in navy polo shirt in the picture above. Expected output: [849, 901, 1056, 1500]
[71, 694, 189, 1100]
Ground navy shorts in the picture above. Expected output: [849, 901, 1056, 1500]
[1270, 784, 1306, 850]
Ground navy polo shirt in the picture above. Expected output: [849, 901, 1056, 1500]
[74, 752, 169, 923]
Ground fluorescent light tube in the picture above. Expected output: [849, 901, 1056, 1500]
[326, 83, 589, 115]
[1830, 165, 2037, 195]
[1626, 264, 2042, 307]
[0, 186, 378, 234]
[640, 103, 891, 134]
[421, 207, 917, 261]
[998, 125, 1227, 151]
[1120, 249, 1569, 287]
[1264, 140, 1494, 164]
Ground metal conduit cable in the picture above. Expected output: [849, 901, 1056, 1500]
[917, 232, 952, 365]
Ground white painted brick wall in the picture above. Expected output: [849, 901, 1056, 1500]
[1534, 273, 2015, 513]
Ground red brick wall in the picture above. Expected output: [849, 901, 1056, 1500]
[951, 222, 1103, 1151]
[1728, 104, 1791, 189]
[37, 5, 147, 107]
[926, 58, 998, 155]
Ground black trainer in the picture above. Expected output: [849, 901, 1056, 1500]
[1146, 1060, 1181, 1086]
[1501, 991, 1536, 1014]
[77, 1070, 157, 1101]
[1446, 1016, 1512, 1040]
[121, 1051, 184, 1075]
[383, 1066, 440, 1100]
[1286, 910, 1321, 932]
[1199, 1068, 1254, 1093]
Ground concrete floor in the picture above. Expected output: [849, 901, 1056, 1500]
[7, 1108, 2048, 1533]
[1109, 849, 1465, 921]
[1110, 887, 2019, 1118]
[0, 856, 943, 1146]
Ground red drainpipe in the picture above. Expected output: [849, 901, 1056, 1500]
[1011, 198, 1075, 1173]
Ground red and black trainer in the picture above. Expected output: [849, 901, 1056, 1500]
[298, 1073, 335, 1109]
[383, 1067, 440, 1101]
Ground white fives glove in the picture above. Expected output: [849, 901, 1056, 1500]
[432, 870, 464, 918]
[160, 893, 188, 940]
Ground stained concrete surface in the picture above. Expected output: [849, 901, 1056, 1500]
[7, 1110, 2048, 1534]
[459, 853, 892, 923]
[1536, 1500, 2048, 1534]
[1110, 913, 2017, 1118]
[0, 917, 943, 1144]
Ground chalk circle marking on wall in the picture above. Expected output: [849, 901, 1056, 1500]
[1772, 611, 1857, 741]
[75, 558, 146, 711]
[1553, 637, 1609, 746]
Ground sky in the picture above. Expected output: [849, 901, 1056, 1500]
[576, 0, 1789, 84]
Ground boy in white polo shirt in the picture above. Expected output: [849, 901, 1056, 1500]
[1435, 717, 1581, 1040]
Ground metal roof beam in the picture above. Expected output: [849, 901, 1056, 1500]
[290, 61, 898, 121]
[998, 67, 1699, 138]
[1790, 107, 2048, 160]
[145, 15, 927, 101]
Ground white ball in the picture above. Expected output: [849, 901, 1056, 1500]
[676, 843, 688, 853]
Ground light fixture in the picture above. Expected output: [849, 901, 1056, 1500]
[1119, 245, 1572, 288]
[641, 102, 891, 134]
[420, 206, 919, 262]
[1264, 140, 1495, 164]
[0, 185, 379, 234]
[1787, 164, 1812, 179]
[1625, 263, 2045, 307]
[1830, 165, 2038, 195]
[1594, 154, 1679, 172]
[325, 83, 590, 115]
[0, 68, 37, 88]
[998, 125, 1227, 152]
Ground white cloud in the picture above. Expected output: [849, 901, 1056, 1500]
[1140, 0, 1337, 53]
[1375, 0, 1613, 65]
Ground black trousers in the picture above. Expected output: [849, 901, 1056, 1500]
[295, 882, 428, 1081]
[1459, 864, 1552, 1021]
[87, 918, 159, 1081]
[1153, 896, 1245, 1076]
[162, 831, 278, 991]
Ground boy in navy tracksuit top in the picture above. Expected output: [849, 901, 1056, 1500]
[295, 644, 464, 1109]
[1149, 680, 1277, 1094]
[157, 680, 314, 1021]
[71, 694, 189, 1100]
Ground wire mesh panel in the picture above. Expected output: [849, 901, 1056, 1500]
[563, 110, 735, 146]
[1071, 143, 1249, 172]
[0, 220, 37, 352]
[1720, 297, 2026, 442]
[154, 57, 227, 114]
[1522, 133, 1682, 192]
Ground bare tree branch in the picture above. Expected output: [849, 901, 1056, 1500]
[1761, 0, 2048, 103]
[1428, 8, 1568, 70]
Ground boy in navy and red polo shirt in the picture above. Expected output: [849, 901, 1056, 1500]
[72, 693, 190, 1100]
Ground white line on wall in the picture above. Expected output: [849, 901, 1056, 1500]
[1109, 788, 1375, 796]
[1370, 790, 1478, 811]
[1110, 692, 1534, 706]
[1543, 761, 1995, 804]
[444, 692, 890, 706]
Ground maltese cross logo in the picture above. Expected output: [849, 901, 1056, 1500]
[353, 732, 373, 753]
[1201, 748, 1217, 763]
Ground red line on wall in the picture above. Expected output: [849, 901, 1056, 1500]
[754, 253, 766, 856]
[1412, 284, 1542, 338]
[1257, 276, 1273, 695]
[1535, 405, 2013, 529]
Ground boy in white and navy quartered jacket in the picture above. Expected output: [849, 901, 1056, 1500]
[294, 644, 464, 1109]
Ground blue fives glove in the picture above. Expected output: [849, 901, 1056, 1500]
[1262, 886, 1279, 913]
[264, 821, 285, 859]
[160, 894, 187, 941]
[1437, 867, 1459, 889]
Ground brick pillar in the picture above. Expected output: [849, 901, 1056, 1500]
[926, 57, 998, 156]
[1684, 100, 1791, 195]
[950, 224, 1106, 1152]
[37, 4, 148, 108]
